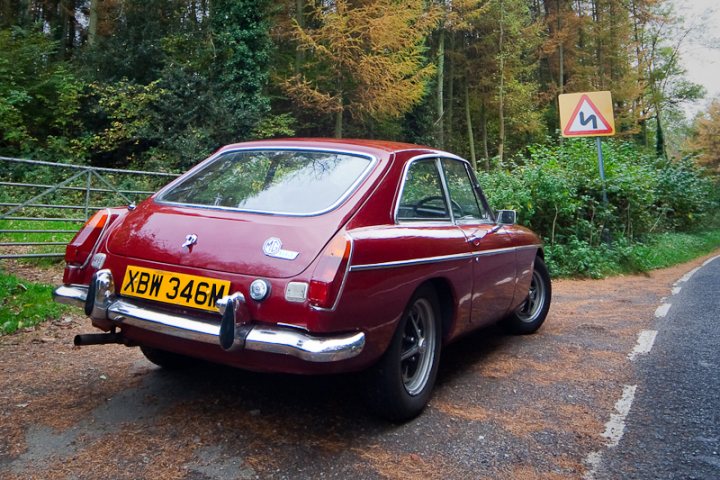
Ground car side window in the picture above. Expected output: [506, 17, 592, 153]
[397, 159, 451, 221]
[441, 159, 490, 222]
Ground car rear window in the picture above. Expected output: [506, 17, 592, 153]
[157, 149, 374, 215]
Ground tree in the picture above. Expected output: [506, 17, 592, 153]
[458, 0, 543, 165]
[687, 99, 720, 174]
[0, 28, 84, 159]
[279, 0, 440, 138]
[625, 1, 703, 156]
[209, 0, 271, 141]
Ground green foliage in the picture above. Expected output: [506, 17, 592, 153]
[0, 1, 717, 282]
[479, 138, 718, 277]
[79, 0, 184, 84]
[277, 0, 440, 138]
[84, 80, 166, 165]
[210, 0, 272, 141]
[142, 0, 273, 170]
[251, 114, 296, 139]
[621, 230, 720, 272]
[0, 28, 85, 160]
[0, 271, 67, 335]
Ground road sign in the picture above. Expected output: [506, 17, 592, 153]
[559, 91, 615, 137]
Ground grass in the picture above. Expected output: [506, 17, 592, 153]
[625, 229, 720, 272]
[0, 218, 80, 266]
[0, 218, 80, 243]
[0, 270, 68, 336]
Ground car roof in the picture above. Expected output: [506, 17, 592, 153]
[217, 138, 448, 159]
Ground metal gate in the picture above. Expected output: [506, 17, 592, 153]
[0, 156, 179, 259]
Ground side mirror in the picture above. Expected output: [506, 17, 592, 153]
[497, 209, 517, 225]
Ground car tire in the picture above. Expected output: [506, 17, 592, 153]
[364, 285, 442, 422]
[140, 346, 199, 370]
[503, 256, 552, 335]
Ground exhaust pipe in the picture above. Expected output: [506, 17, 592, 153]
[74, 332, 125, 346]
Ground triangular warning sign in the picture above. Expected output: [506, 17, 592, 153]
[563, 94, 614, 136]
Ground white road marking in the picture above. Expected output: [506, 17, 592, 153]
[628, 330, 658, 361]
[654, 303, 672, 318]
[583, 451, 603, 480]
[676, 267, 700, 285]
[586, 260, 718, 479]
[702, 254, 720, 267]
[583, 385, 638, 479]
[602, 385, 637, 447]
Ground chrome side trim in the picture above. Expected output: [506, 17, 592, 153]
[350, 251, 475, 271]
[514, 245, 541, 252]
[472, 247, 521, 257]
[53, 281, 365, 363]
[350, 245, 539, 272]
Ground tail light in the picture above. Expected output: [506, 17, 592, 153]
[65, 209, 113, 267]
[308, 233, 353, 309]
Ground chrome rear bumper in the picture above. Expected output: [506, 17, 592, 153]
[53, 270, 364, 363]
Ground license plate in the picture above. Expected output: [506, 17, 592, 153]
[120, 266, 231, 312]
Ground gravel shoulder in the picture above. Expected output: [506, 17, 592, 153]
[1, 252, 718, 480]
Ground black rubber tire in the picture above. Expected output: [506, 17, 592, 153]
[364, 285, 442, 422]
[140, 346, 199, 370]
[503, 256, 552, 335]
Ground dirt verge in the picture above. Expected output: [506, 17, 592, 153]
[1, 252, 718, 479]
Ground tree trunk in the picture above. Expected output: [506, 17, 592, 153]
[1, 0, 16, 28]
[436, 26, 445, 148]
[465, 81, 477, 171]
[59, 0, 73, 57]
[556, 0, 564, 145]
[89, 0, 99, 45]
[497, 0, 505, 162]
[593, 0, 605, 88]
[655, 111, 665, 158]
[295, 0, 305, 71]
[557, 0, 563, 95]
[447, 32, 455, 146]
[481, 98, 490, 171]
[631, 0, 647, 145]
[334, 103, 343, 139]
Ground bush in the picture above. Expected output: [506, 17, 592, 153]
[479, 138, 718, 277]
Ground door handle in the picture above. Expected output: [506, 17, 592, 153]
[468, 224, 502, 244]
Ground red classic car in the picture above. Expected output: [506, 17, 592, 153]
[54, 138, 551, 421]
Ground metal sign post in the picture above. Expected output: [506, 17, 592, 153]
[596, 137, 608, 206]
[559, 91, 616, 244]
[596, 137, 612, 244]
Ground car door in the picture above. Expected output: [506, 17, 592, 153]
[439, 158, 517, 327]
[392, 157, 476, 331]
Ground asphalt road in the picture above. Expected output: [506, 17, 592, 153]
[1, 253, 719, 479]
[594, 256, 720, 480]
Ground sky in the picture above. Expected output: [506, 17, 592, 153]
[670, 0, 720, 117]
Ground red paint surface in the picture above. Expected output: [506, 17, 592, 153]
[63, 139, 542, 373]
